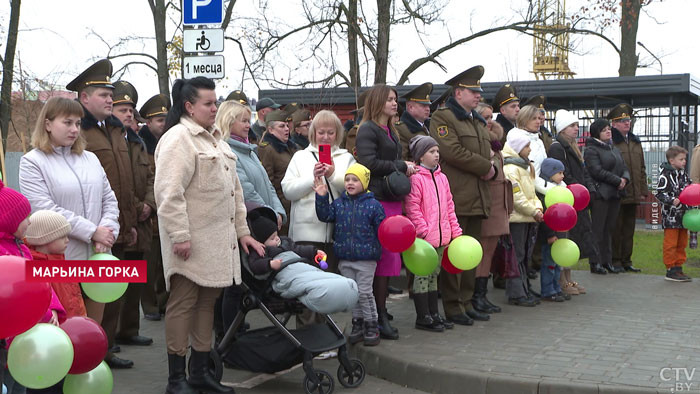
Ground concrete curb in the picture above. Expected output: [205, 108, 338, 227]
[354, 345, 664, 394]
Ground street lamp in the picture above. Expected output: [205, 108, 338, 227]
[637, 41, 663, 75]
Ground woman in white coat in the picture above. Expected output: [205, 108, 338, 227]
[281, 110, 355, 273]
[19, 97, 120, 323]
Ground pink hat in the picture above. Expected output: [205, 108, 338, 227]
[0, 179, 32, 235]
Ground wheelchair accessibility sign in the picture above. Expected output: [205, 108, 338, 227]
[184, 29, 224, 53]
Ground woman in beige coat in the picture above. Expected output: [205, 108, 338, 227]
[155, 77, 263, 394]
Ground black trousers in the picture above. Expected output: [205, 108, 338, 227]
[613, 203, 638, 267]
[590, 198, 621, 266]
[439, 216, 481, 316]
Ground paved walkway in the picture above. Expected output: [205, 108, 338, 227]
[113, 271, 700, 394]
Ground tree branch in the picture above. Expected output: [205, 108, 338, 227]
[224, 36, 260, 91]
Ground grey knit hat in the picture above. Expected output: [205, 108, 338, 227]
[409, 135, 438, 163]
[25, 210, 71, 246]
[540, 158, 565, 180]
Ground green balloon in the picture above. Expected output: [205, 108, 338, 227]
[7, 323, 74, 389]
[447, 235, 483, 270]
[81, 282, 128, 303]
[683, 210, 700, 232]
[88, 253, 119, 261]
[63, 361, 113, 394]
[402, 238, 439, 276]
[545, 186, 575, 208]
[550, 239, 580, 267]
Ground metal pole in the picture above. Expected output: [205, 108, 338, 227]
[637, 41, 663, 75]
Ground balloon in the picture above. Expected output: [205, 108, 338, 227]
[544, 185, 574, 208]
[683, 210, 700, 232]
[82, 253, 126, 303]
[680, 184, 700, 206]
[80, 282, 128, 303]
[7, 323, 74, 389]
[550, 239, 580, 267]
[440, 246, 463, 274]
[543, 203, 578, 232]
[63, 361, 113, 394]
[567, 183, 591, 211]
[60, 317, 108, 374]
[378, 215, 416, 253]
[402, 238, 439, 276]
[0, 255, 52, 338]
[447, 236, 483, 271]
[88, 253, 119, 261]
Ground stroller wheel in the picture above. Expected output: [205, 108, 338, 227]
[303, 369, 334, 394]
[337, 358, 365, 388]
[187, 349, 224, 381]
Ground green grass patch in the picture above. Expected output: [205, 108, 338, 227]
[570, 230, 700, 276]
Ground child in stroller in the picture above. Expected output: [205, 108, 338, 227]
[211, 204, 365, 394]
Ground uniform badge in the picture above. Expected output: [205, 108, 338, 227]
[437, 125, 448, 138]
[512, 182, 520, 194]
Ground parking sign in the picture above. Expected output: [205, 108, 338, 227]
[183, 0, 223, 25]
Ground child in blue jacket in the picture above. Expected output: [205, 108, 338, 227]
[315, 163, 385, 346]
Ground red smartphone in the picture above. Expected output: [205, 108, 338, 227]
[318, 144, 332, 165]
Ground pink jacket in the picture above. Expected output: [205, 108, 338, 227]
[405, 165, 462, 248]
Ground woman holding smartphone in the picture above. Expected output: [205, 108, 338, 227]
[282, 110, 355, 274]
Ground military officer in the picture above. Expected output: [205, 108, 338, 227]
[395, 82, 432, 160]
[342, 90, 368, 156]
[251, 97, 281, 143]
[226, 90, 249, 106]
[609, 103, 646, 273]
[290, 109, 312, 149]
[493, 84, 520, 142]
[429, 66, 495, 326]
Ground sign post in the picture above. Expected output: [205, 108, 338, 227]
[182, 0, 225, 80]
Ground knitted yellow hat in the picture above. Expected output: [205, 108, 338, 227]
[25, 210, 71, 246]
[345, 163, 371, 190]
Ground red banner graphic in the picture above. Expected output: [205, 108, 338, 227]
[25, 260, 147, 283]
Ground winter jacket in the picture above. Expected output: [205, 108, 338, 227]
[394, 111, 430, 161]
[495, 113, 515, 144]
[290, 133, 310, 150]
[405, 165, 462, 248]
[257, 132, 298, 225]
[126, 128, 156, 252]
[281, 145, 355, 243]
[548, 134, 588, 187]
[612, 128, 648, 204]
[29, 248, 87, 318]
[481, 149, 513, 237]
[315, 191, 386, 261]
[502, 144, 543, 223]
[355, 120, 408, 201]
[656, 162, 691, 229]
[429, 97, 493, 217]
[227, 137, 287, 223]
[507, 127, 549, 194]
[583, 137, 630, 201]
[139, 124, 161, 237]
[248, 236, 317, 275]
[154, 116, 250, 290]
[81, 107, 138, 245]
[19, 146, 120, 260]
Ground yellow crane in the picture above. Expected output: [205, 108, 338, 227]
[532, 0, 575, 80]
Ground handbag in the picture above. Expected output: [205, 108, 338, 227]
[381, 163, 411, 201]
[491, 234, 519, 279]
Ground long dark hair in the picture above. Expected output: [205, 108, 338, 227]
[164, 76, 217, 132]
[361, 84, 397, 129]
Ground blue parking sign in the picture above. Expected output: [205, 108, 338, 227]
[183, 0, 223, 25]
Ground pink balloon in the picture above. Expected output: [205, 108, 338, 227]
[378, 215, 416, 253]
[543, 203, 578, 232]
[60, 316, 108, 374]
[567, 183, 591, 211]
[680, 184, 700, 206]
[0, 256, 52, 338]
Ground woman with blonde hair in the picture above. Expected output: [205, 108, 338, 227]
[19, 96, 120, 323]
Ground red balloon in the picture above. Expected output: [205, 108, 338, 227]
[543, 203, 578, 232]
[440, 246, 463, 274]
[60, 316, 108, 374]
[378, 215, 416, 253]
[567, 183, 591, 211]
[680, 184, 700, 206]
[0, 256, 52, 338]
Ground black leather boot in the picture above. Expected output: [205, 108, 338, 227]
[348, 318, 364, 345]
[472, 277, 499, 314]
[427, 291, 453, 329]
[480, 277, 502, 313]
[165, 354, 199, 394]
[188, 350, 234, 393]
[377, 308, 399, 340]
[414, 293, 444, 332]
[590, 263, 607, 275]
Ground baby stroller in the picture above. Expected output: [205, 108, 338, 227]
[207, 204, 366, 394]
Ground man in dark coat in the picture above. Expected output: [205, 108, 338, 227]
[609, 103, 646, 272]
[429, 66, 495, 326]
[395, 82, 432, 161]
[493, 84, 519, 143]
[251, 97, 281, 143]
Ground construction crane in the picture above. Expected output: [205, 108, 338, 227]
[532, 0, 575, 80]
